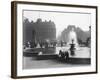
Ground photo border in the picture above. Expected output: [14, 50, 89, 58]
[11, 1, 98, 79]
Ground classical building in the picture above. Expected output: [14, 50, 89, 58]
[23, 18, 56, 45]
[58, 25, 91, 46]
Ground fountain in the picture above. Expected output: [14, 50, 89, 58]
[69, 39, 76, 56]
[67, 28, 79, 56]
[67, 28, 78, 48]
[58, 27, 90, 62]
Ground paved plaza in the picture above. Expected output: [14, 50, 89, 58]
[23, 47, 91, 69]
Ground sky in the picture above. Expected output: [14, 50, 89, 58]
[23, 10, 91, 37]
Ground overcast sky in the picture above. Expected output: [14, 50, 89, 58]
[23, 10, 91, 37]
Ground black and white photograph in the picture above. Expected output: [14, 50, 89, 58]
[11, 1, 97, 78]
[23, 10, 91, 69]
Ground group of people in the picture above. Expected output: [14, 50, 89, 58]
[23, 41, 67, 49]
